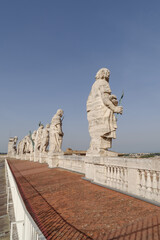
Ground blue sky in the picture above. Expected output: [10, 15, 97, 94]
[0, 0, 160, 153]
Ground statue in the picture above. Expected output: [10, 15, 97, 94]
[8, 136, 18, 156]
[17, 135, 31, 155]
[34, 125, 44, 152]
[40, 124, 50, 152]
[31, 130, 37, 152]
[25, 135, 33, 153]
[86, 68, 123, 156]
[17, 139, 24, 155]
[49, 109, 64, 153]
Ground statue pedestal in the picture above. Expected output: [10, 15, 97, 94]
[86, 149, 118, 157]
[30, 153, 34, 161]
[40, 152, 48, 163]
[34, 152, 40, 162]
[48, 152, 64, 168]
[25, 153, 30, 161]
[17, 154, 22, 160]
[15, 154, 20, 159]
[21, 154, 26, 160]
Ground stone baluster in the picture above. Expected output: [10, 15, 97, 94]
[104, 166, 107, 184]
[107, 166, 111, 186]
[152, 172, 157, 201]
[146, 171, 152, 199]
[111, 167, 114, 187]
[117, 167, 120, 189]
[121, 168, 125, 191]
[110, 166, 113, 187]
[124, 168, 128, 192]
[138, 170, 142, 195]
[141, 170, 146, 197]
[157, 172, 160, 200]
[119, 167, 123, 190]
[113, 167, 116, 188]
[109, 166, 112, 187]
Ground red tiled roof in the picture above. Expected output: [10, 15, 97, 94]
[7, 159, 160, 240]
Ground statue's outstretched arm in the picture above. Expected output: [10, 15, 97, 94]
[100, 87, 123, 114]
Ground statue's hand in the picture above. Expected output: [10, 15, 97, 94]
[115, 106, 123, 114]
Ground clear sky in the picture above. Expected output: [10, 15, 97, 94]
[0, 0, 160, 153]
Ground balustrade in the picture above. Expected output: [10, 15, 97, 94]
[103, 165, 128, 191]
[138, 169, 160, 202]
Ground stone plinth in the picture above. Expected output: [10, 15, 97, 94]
[20, 154, 26, 160]
[34, 152, 40, 162]
[25, 153, 30, 161]
[86, 150, 118, 157]
[48, 154, 59, 168]
[40, 152, 48, 163]
[48, 154, 85, 173]
[30, 153, 34, 161]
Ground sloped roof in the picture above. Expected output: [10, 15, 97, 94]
[7, 159, 160, 240]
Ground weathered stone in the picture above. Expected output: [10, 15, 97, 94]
[34, 125, 44, 162]
[49, 109, 64, 154]
[86, 68, 123, 156]
[8, 136, 18, 157]
[40, 124, 50, 153]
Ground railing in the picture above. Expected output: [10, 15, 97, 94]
[105, 166, 128, 191]
[138, 169, 160, 202]
[5, 159, 46, 240]
[85, 156, 160, 204]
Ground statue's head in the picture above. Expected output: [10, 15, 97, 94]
[95, 68, 110, 81]
[46, 123, 50, 128]
[56, 109, 64, 117]
[39, 125, 44, 129]
[32, 130, 37, 135]
[14, 136, 18, 144]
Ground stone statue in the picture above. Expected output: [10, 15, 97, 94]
[22, 137, 28, 154]
[17, 139, 24, 155]
[86, 68, 123, 156]
[40, 124, 50, 152]
[17, 135, 31, 155]
[49, 109, 64, 153]
[25, 135, 33, 153]
[8, 136, 18, 156]
[34, 125, 44, 152]
[31, 130, 37, 152]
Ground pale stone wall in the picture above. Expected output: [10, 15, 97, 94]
[48, 155, 85, 174]
[48, 155, 160, 204]
[85, 156, 160, 203]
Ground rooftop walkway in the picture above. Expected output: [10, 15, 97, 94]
[7, 158, 160, 240]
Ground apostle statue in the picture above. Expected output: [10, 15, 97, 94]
[86, 68, 123, 156]
[40, 124, 50, 153]
[34, 124, 44, 152]
[49, 109, 64, 153]
[8, 136, 18, 156]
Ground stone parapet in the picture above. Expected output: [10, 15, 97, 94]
[40, 152, 48, 163]
[48, 154, 85, 174]
[48, 155, 160, 204]
[85, 156, 160, 203]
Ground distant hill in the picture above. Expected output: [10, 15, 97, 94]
[123, 153, 160, 158]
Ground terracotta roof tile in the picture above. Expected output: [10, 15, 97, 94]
[7, 159, 160, 240]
